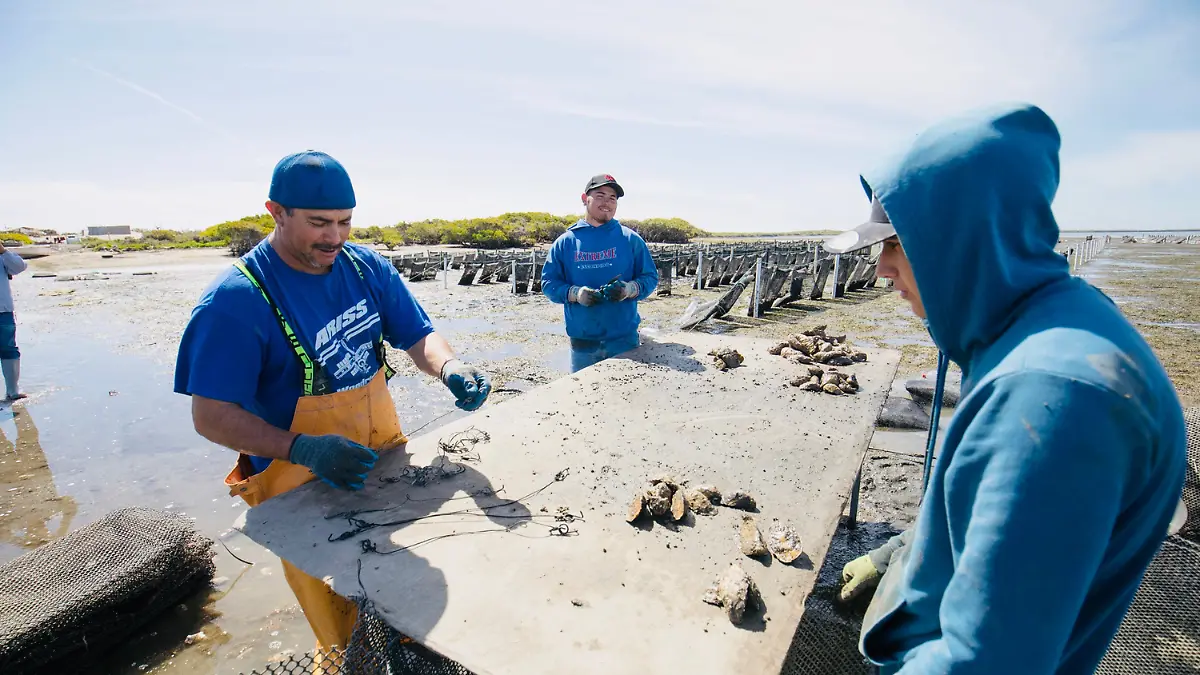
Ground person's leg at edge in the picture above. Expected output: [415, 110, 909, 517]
[0, 312, 23, 401]
[570, 340, 606, 373]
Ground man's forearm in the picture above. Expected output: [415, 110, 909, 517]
[192, 395, 297, 460]
[406, 332, 457, 379]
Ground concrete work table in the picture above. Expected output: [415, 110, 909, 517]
[235, 332, 899, 675]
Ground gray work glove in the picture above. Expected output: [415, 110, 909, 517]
[289, 434, 379, 491]
[568, 286, 606, 307]
[440, 359, 492, 411]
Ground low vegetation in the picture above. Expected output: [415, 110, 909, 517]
[0, 232, 35, 246]
[81, 215, 275, 254]
[351, 213, 709, 250]
[702, 229, 839, 239]
[77, 212, 709, 255]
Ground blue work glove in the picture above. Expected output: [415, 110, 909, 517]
[440, 359, 492, 411]
[600, 279, 639, 302]
[568, 286, 606, 307]
[288, 434, 379, 490]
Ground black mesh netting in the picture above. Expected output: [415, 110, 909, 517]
[1096, 536, 1200, 674]
[1095, 406, 1200, 674]
[1177, 407, 1200, 543]
[244, 599, 473, 675]
[779, 521, 899, 674]
[0, 506, 216, 674]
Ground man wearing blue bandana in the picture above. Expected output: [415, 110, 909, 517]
[174, 150, 491, 660]
[824, 104, 1186, 673]
[542, 174, 659, 372]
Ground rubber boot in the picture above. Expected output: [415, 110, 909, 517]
[2, 358, 24, 401]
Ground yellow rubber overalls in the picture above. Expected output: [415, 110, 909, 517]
[222, 252, 407, 666]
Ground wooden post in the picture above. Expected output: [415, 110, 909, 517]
[753, 256, 763, 318]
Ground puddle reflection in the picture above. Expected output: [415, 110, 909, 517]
[0, 407, 78, 556]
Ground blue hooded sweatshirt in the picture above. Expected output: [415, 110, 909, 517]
[541, 219, 659, 342]
[857, 103, 1187, 674]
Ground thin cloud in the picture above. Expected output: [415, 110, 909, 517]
[72, 58, 207, 124]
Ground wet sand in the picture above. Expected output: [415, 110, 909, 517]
[7, 241, 1197, 673]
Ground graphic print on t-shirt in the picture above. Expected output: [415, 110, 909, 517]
[575, 246, 618, 271]
[311, 297, 382, 389]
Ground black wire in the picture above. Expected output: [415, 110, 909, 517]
[222, 535, 256, 562]
[327, 468, 571, 542]
[357, 521, 577, 556]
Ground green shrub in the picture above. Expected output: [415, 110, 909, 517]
[0, 232, 34, 246]
[228, 225, 267, 257]
[352, 225, 383, 242]
[142, 229, 183, 242]
[200, 214, 274, 243]
[623, 218, 705, 244]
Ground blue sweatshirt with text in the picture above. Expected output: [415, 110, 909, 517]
[857, 103, 1187, 674]
[541, 219, 658, 342]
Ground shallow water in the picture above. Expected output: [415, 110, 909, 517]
[7, 268, 580, 674]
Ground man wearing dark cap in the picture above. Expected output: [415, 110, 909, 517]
[174, 150, 492, 659]
[824, 104, 1185, 674]
[542, 174, 659, 372]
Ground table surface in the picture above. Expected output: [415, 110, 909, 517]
[236, 332, 898, 675]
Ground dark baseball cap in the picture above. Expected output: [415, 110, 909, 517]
[584, 174, 624, 198]
[824, 195, 896, 253]
[268, 150, 356, 210]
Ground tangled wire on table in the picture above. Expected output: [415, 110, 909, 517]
[381, 455, 466, 488]
[327, 468, 574, 543]
[437, 426, 490, 462]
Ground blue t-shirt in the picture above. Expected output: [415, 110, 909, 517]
[174, 239, 434, 473]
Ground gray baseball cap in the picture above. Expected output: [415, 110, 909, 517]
[824, 195, 896, 253]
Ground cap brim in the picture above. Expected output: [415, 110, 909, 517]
[823, 219, 896, 254]
[587, 181, 624, 198]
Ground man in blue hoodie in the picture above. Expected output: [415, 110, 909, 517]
[542, 174, 659, 372]
[823, 103, 1186, 674]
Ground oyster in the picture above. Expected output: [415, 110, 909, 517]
[709, 347, 745, 371]
[693, 485, 722, 504]
[739, 515, 768, 557]
[644, 482, 673, 517]
[766, 524, 803, 563]
[724, 490, 757, 511]
[702, 563, 759, 625]
[626, 493, 646, 523]
[684, 489, 716, 516]
[670, 486, 688, 521]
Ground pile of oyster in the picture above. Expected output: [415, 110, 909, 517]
[766, 325, 868, 396]
[708, 347, 745, 371]
[626, 477, 755, 524]
[788, 365, 859, 395]
[768, 325, 867, 366]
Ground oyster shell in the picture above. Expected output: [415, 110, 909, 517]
[724, 490, 757, 511]
[739, 515, 768, 557]
[766, 524, 803, 563]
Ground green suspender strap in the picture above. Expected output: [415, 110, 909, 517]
[340, 250, 397, 382]
[232, 260, 323, 397]
[232, 251, 396, 396]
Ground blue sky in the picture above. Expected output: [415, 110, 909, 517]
[1, 1, 1198, 233]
